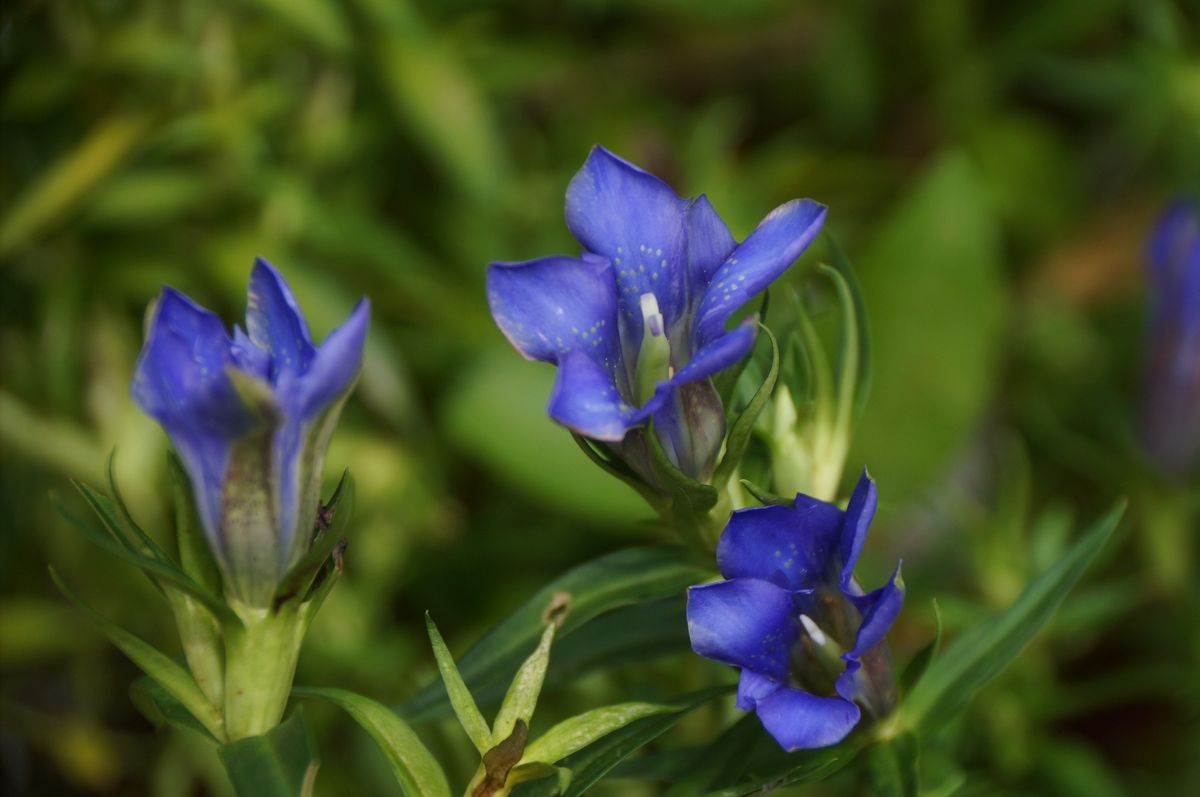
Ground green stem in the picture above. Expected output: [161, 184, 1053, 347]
[223, 600, 305, 740]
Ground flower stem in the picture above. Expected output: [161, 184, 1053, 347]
[222, 600, 305, 740]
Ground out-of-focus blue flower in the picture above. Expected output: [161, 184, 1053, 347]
[488, 146, 825, 480]
[1142, 199, 1200, 477]
[133, 259, 369, 607]
[686, 472, 903, 750]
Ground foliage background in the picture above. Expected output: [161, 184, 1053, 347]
[2, 0, 1198, 794]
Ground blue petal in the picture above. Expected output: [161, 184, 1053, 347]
[754, 687, 861, 751]
[293, 298, 370, 419]
[247, 258, 316, 378]
[845, 563, 905, 659]
[1148, 198, 1199, 278]
[131, 289, 254, 556]
[716, 492, 844, 589]
[564, 146, 688, 333]
[650, 379, 726, 480]
[694, 199, 826, 346]
[231, 325, 270, 381]
[547, 350, 640, 441]
[667, 320, 758, 386]
[838, 470, 878, 589]
[686, 578, 797, 680]
[737, 669, 783, 711]
[687, 194, 737, 289]
[637, 321, 758, 472]
[487, 255, 622, 370]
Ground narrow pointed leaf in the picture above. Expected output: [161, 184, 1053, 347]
[866, 733, 919, 797]
[901, 502, 1124, 732]
[515, 688, 728, 797]
[104, 451, 173, 562]
[401, 547, 708, 723]
[54, 499, 240, 628]
[275, 472, 355, 606]
[824, 234, 872, 419]
[522, 702, 676, 767]
[50, 568, 225, 740]
[900, 599, 943, 694]
[295, 687, 451, 797]
[425, 613, 493, 754]
[130, 675, 219, 742]
[714, 325, 779, 487]
[492, 622, 556, 740]
[217, 708, 319, 797]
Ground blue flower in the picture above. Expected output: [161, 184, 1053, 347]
[132, 259, 369, 607]
[488, 146, 825, 480]
[686, 472, 903, 750]
[1142, 198, 1200, 477]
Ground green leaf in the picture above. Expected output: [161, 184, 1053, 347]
[713, 325, 779, 488]
[130, 675, 219, 742]
[900, 599, 943, 694]
[866, 733, 919, 797]
[522, 702, 677, 767]
[900, 502, 1125, 732]
[168, 451, 224, 597]
[492, 622, 556, 740]
[516, 688, 728, 797]
[662, 714, 761, 797]
[823, 234, 872, 420]
[295, 687, 451, 797]
[401, 547, 709, 723]
[738, 478, 790, 507]
[217, 708, 319, 797]
[104, 451, 174, 563]
[425, 613, 493, 754]
[53, 498, 241, 628]
[50, 568, 225, 740]
[704, 743, 853, 796]
[274, 471, 355, 607]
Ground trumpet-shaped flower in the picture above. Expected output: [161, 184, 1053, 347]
[487, 146, 825, 480]
[1142, 198, 1200, 476]
[132, 259, 369, 607]
[687, 472, 903, 750]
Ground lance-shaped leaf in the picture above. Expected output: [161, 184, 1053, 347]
[521, 702, 676, 768]
[900, 599, 943, 694]
[824, 234, 872, 419]
[713, 325, 779, 488]
[295, 687, 450, 797]
[53, 495, 240, 628]
[217, 708, 319, 797]
[492, 621, 556, 741]
[426, 613, 493, 754]
[865, 732, 919, 797]
[274, 471, 355, 608]
[130, 675, 219, 742]
[401, 547, 709, 723]
[900, 502, 1124, 732]
[50, 568, 225, 740]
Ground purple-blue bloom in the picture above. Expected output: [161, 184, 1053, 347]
[488, 146, 825, 480]
[132, 259, 369, 607]
[1142, 198, 1200, 477]
[687, 472, 903, 750]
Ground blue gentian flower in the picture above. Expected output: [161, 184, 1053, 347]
[686, 472, 903, 750]
[132, 259, 369, 607]
[488, 146, 825, 481]
[1142, 198, 1200, 477]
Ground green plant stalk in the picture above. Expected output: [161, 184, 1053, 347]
[166, 589, 226, 711]
[223, 600, 306, 740]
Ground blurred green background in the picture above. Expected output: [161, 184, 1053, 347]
[2, 0, 1198, 794]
